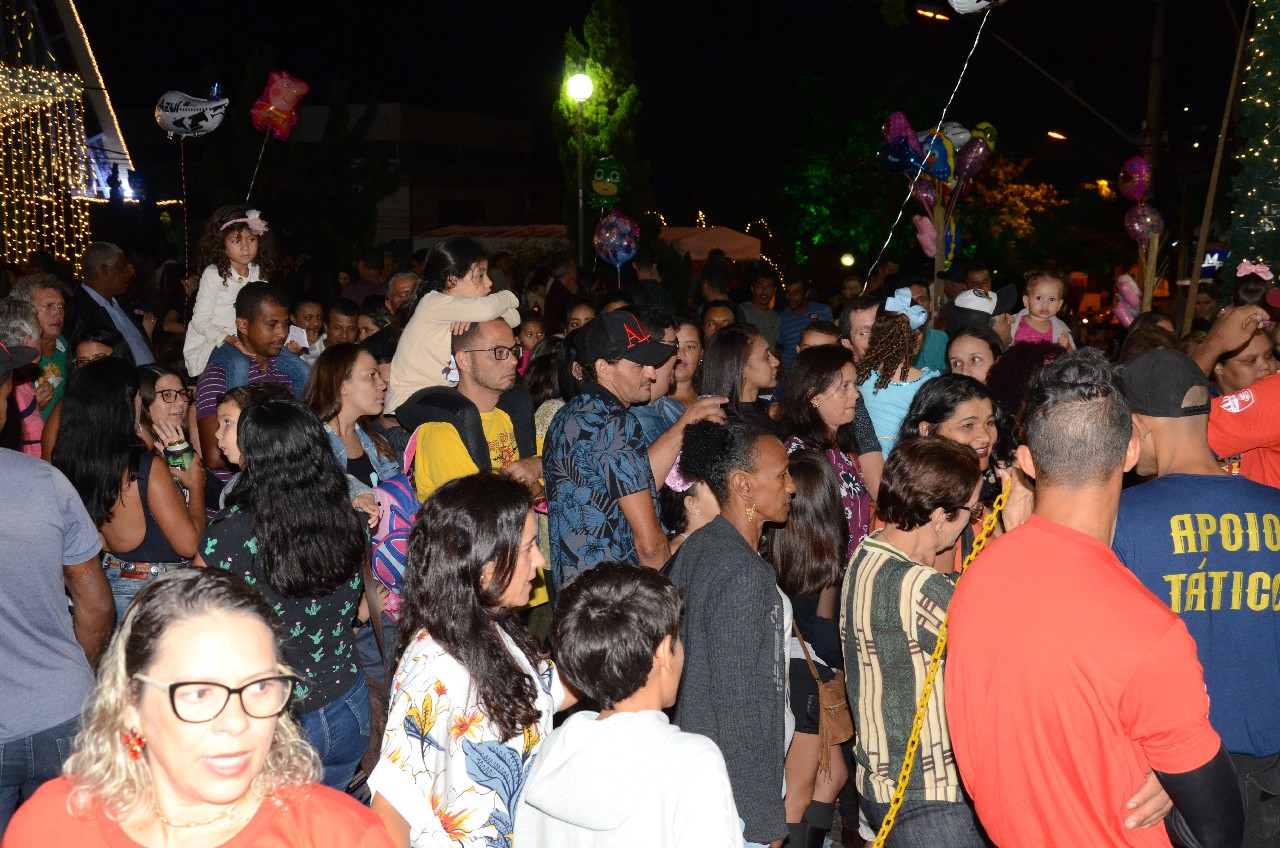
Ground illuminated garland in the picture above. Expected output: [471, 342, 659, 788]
[1231, 0, 1280, 259]
[0, 64, 92, 270]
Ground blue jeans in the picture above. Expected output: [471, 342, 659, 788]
[860, 795, 993, 848]
[297, 678, 370, 794]
[353, 613, 400, 683]
[0, 715, 80, 834]
[103, 559, 191, 620]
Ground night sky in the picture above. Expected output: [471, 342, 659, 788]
[78, 0, 1242, 230]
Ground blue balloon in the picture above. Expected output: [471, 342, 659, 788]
[593, 210, 640, 268]
[878, 142, 913, 175]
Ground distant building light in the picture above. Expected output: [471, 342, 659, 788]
[1047, 130, 1068, 141]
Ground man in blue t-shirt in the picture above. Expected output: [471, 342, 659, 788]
[1114, 348, 1280, 847]
[777, 281, 833, 370]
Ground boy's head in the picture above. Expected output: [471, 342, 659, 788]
[291, 296, 323, 334]
[551, 563, 684, 710]
[797, 320, 842, 354]
[1023, 272, 1066, 320]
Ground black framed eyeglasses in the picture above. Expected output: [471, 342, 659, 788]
[133, 673, 297, 723]
[156, 388, 194, 403]
[462, 344, 522, 361]
[73, 352, 110, 368]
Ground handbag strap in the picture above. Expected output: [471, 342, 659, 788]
[359, 533, 388, 683]
[791, 621, 824, 683]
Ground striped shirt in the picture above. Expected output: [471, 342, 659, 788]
[195, 359, 294, 485]
[842, 532, 965, 803]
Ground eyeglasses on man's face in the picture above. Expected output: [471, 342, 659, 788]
[133, 673, 297, 723]
[462, 344, 522, 361]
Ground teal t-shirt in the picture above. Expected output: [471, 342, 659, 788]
[914, 328, 948, 374]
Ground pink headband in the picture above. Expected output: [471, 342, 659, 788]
[220, 209, 268, 236]
[665, 456, 695, 492]
[1237, 260, 1272, 281]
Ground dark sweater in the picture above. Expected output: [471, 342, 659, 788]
[666, 516, 788, 844]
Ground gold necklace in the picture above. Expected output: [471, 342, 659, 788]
[152, 794, 244, 829]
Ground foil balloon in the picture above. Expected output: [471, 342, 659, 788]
[949, 0, 1010, 12]
[937, 121, 972, 150]
[878, 142, 913, 175]
[155, 91, 229, 138]
[249, 71, 311, 141]
[1119, 156, 1152, 202]
[911, 180, 937, 214]
[914, 131, 956, 183]
[1114, 299, 1136, 327]
[1115, 274, 1141, 309]
[883, 112, 923, 155]
[1124, 204, 1165, 247]
[594, 210, 640, 268]
[590, 156, 625, 210]
[955, 138, 993, 183]
[971, 121, 998, 152]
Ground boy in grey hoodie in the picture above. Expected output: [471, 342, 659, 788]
[514, 563, 742, 847]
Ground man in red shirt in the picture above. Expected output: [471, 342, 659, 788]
[945, 348, 1243, 848]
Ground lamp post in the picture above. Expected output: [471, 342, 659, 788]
[567, 73, 594, 266]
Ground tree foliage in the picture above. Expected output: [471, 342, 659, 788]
[1227, 0, 1280, 263]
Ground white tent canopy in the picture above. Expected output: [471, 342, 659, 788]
[660, 226, 760, 261]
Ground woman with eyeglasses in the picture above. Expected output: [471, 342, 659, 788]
[4, 568, 393, 847]
[136, 364, 204, 497]
[842, 437, 989, 846]
[51, 358, 206, 619]
[195, 395, 371, 795]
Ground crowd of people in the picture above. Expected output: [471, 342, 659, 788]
[1, 211, 1278, 848]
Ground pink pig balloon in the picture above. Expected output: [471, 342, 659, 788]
[250, 71, 311, 141]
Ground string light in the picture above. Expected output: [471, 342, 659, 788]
[696, 210, 708, 228]
[0, 65, 92, 271]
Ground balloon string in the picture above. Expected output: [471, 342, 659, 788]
[863, 8, 991, 292]
[180, 137, 190, 275]
[245, 131, 270, 202]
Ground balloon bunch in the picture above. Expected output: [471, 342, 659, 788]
[1119, 156, 1167, 311]
[594, 209, 639, 269]
[1113, 274, 1141, 327]
[878, 112, 997, 264]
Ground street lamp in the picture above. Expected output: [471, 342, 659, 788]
[567, 73, 594, 266]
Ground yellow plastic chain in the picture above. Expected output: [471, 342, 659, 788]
[872, 476, 1012, 847]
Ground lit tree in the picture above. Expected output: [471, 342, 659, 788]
[1228, 2, 1280, 263]
[552, 0, 649, 250]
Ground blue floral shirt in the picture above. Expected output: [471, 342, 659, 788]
[543, 383, 657, 590]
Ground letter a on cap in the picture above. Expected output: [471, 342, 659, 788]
[625, 322, 649, 348]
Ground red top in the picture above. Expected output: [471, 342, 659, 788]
[1209, 373, 1280, 488]
[5, 778, 394, 848]
[944, 515, 1221, 848]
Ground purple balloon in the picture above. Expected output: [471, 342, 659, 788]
[911, 179, 937, 213]
[1123, 204, 1165, 247]
[955, 138, 992, 183]
[1120, 156, 1152, 201]
[593, 210, 640, 268]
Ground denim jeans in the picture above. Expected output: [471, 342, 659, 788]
[353, 613, 400, 683]
[103, 559, 190, 620]
[1232, 751, 1280, 848]
[0, 715, 80, 834]
[297, 677, 371, 794]
[860, 795, 993, 848]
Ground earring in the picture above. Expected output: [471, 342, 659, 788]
[121, 727, 146, 760]
[745, 503, 757, 523]
[692, 507, 702, 517]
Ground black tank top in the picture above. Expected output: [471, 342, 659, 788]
[112, 450, 188, 563]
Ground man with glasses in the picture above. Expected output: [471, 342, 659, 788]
[544, 311, 676, 589]
[401, 318, 541, 501]
[0, 340, 113, 831]
[70, 242, 154, 366]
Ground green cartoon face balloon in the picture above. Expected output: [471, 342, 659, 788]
[971, 122, 998, 152]
[591, 157, 624, 209]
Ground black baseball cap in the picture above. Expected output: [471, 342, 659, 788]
[1120, 348, 1211, 418]
[0, 341, 38, 382]
[576, 311, 675, 367]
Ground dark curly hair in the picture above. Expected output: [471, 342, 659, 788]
[679, 419, 771, 502]
[856, 309, 920, 390]
[396, 473, 541, 741]
[197, 204, 277, 281]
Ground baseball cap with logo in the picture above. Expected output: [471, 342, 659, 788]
[1120, 348, 1211, 418]
[948, 284, 1018, 336]
[0, 340, 38, 382]
[575, 310, 675, 367]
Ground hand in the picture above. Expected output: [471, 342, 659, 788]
[500, 456, 543, 489]
[1206, 305, 1268, 359]
[135, 309, 158, 338]
[1123, 769, 1172, 830]
[994, 465, 1034, 533]
[34, 380, 55, 410]
[352, 492, 381, 528]
[285, 340, 304, 354]
[182, 274, 200, 297]
[678, 395, 728, 428]
[1056, 331, 1073, 350]
[450, 321, 472, 336]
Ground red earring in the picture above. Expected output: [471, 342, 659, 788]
[121, 727, 146, 760]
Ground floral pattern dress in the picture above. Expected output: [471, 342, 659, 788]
[369, 627, 564, 848]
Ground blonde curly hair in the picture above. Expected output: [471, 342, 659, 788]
[856, 310, 921, 390]
[64, 569, 320, 822]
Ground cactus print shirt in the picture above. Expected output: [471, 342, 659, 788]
[202, 506, 363, 712]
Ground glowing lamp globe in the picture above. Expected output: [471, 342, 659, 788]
[840, 253, 855, 267]
[567, 74, 594, 103]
